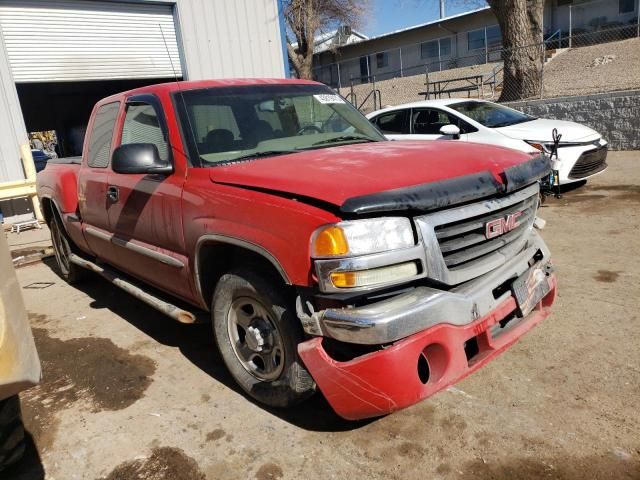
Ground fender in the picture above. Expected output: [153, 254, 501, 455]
[41, 195, 93, 257]
[37, 165, 79, 214]
[193, 234, 291, 308]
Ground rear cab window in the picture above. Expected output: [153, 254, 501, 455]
[87, 102, 120, 168]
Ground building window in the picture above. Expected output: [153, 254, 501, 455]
[421, 40, 438, 59]
[421, 38, 451, 59]
[468, 28, 485, 50]
[468, 26, 501, 51]
[376, 52, 388, 69]
[619, 0, 635, 13]
[440, 37, 452, 56]
[486, 25, 502, 49]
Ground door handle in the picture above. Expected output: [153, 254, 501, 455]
[107, 186, 119, 203]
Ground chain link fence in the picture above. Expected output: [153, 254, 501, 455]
[312, 0, 640, 112]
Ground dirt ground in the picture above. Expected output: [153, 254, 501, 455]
[5, 151, 639, 480]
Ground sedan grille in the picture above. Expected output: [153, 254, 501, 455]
[414, 183, 539, 286]
[569, 145, 608, 179]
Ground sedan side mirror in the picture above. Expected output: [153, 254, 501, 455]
[112, 143, 173, 175]
[440, 124, 461, 140]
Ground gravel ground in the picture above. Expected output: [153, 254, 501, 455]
[543, 37, 640, 98]
[4, 151, 640, 480]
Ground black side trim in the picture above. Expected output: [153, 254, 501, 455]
[341, 171, 503, 215]
[502, 155, 551, 193]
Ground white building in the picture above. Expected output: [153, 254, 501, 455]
[0, 0, 287, 222]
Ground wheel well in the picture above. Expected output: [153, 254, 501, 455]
[41, 197, 54, 226]
[197, 242, 290, 308]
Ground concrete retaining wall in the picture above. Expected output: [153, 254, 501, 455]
[508, 90, 640, 151]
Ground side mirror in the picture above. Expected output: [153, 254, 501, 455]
[112, 143, 172, 175]
[440, 124, 461, 140]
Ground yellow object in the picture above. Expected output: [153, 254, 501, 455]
[0, 145, 43, 221]
[330, 262, 418, 288]
[312, 226, 349, 257]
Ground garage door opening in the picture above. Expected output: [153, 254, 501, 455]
[17, 78, 180, 157]
[1, 0, 184, 158]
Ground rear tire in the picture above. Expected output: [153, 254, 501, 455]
[0, 396, 25, 471]
[50, 214, 83, 284]
[212, 268, 315, 408]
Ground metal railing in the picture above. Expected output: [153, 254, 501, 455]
[330, 21, 640, 112]
[314, 0, 640, 105]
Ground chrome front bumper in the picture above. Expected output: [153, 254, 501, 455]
[299, 230, 551, 345]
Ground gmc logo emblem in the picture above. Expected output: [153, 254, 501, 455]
[485, 211, 523, 239]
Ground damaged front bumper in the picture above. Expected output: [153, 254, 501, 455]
[300, 231, 551, 345]
[297, 231, 557, 420]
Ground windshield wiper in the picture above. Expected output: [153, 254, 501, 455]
[491, 118, 537, 128]
[309, 135, 378, 147]
[221, 150, 300, 162]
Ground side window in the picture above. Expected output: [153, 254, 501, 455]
[87, 102, 120, 168]
[121, 103, 169, 161]
[373, 110, 409, 134]
[413, 108, 478, 135]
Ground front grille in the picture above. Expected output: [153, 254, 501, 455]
[414, 183, 539, 286]
[569, 146, 608, 179]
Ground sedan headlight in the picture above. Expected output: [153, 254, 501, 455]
[311, 217, 415, 258]
[524, 140, 552, 154]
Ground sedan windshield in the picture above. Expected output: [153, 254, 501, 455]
[448, 101, 535, 128]
[174, 84, 385, 166]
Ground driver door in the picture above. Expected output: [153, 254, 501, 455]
[104, 95, 193, 301]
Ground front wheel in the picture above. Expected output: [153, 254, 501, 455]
[212, 268, 315, 408]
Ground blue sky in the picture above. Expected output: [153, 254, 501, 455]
[364, 0, 487, 37]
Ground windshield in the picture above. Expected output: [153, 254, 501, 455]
[448, 101, 535, 128]
[174, 84, 385, 166]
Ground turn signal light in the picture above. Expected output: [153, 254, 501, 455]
[312, 226, 349, 257]
[330, 262, 418, 288]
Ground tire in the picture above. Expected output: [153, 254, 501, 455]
[212, 267, 315, 408]
[50, 213, 83, 284]
[0, 396, 25, 471]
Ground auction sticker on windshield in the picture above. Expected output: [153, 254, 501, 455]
[314, 94, 345, 104]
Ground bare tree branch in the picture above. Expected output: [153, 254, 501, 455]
[282, 0, 369, 79]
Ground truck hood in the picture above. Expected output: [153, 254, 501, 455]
[495, 118, 601, 142]
[210, 141, 546, 214]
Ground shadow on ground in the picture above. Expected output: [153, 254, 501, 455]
[3, 432, 45, 480]
[40, 257, 373, 433]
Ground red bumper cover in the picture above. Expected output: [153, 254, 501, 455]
[298, 276, 557, 420]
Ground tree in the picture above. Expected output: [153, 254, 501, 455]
[486, 0, 544, 101]
[283, 0, 368, 79]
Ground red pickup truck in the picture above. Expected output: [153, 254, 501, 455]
[37, 79, 556, 420]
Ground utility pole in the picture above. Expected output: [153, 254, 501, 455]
[440, 0, 445, 19]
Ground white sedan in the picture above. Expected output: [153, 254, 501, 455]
[366, 99, 608, 184]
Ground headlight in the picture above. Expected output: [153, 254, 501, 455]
[524, 140, 552, 154]
[330, 262, 419, 288]
[311, 217, 415, 258]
